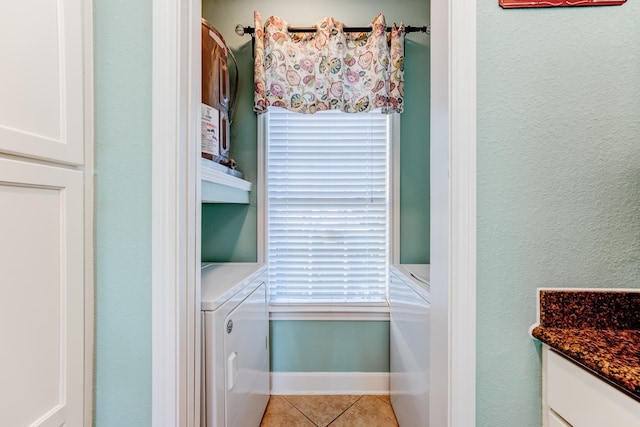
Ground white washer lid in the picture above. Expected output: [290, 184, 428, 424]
[201, 263, 265, 311]
[401, 264, 431, 285]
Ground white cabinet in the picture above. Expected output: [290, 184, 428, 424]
[0, 1, 90, 426]
[0, 0, 86, 165]
[548, 409, 572, 427]
[543, 345, 640, 427]
[0, 159, 85, 427]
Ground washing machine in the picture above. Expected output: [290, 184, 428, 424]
[390, 264, 431, 427]
[201, 263, 269, 427]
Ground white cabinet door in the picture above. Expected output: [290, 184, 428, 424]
[0, 1, 88, 425]
[0, 0, 85, 165]
[545, 347, 640, 427]
[548, 410, 572, 427]
[0, 158, 84, 426]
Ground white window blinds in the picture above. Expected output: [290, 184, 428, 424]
[266, 108, 390, 305]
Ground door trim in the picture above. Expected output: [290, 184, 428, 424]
[430, 0, 477, 426]
[151, 0, 477, 425]
[83, 0, 95, 424]
[151, 0, 202, 426]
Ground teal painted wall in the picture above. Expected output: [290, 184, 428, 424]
[202, 203, 257, 261]
[201, 0, 430, 264]
[399, 34, 430, 264]
[477, 3, 640, 426]
[94, 0, 152, 425]
[270, 321, 390, 372]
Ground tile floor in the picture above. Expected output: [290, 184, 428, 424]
[259, 394, 399, 427]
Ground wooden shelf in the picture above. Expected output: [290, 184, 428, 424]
[201, 158, 252, 203]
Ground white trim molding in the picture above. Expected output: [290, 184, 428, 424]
[151, 0, 201, 426]
[257, 113, 267, 264]
[430, 0, 477, 426]
[270, 372, 390, 396]
[269, 306, 390, 321]
[390, 113, 402, 266]
[82, 0, 95, 425]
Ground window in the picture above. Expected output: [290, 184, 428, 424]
[265, 108, 391, 306]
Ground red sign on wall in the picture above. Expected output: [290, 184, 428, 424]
[500, 0, 626, 8]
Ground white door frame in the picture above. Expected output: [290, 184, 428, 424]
[430, 0, 477, 426]
[150, 0, 476, 425]
[151, 0, 202, 426]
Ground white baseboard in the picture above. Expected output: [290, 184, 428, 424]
[270, 372, 390, 395]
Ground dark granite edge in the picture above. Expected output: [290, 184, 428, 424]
[532, 325, 640, 401]
[538, 289, 640, 330]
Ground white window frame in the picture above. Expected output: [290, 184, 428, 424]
[258, 112, 400, 321]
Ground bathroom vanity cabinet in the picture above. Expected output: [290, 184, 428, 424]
[532, 289, 640, 427]
[542, 345, 640, 427]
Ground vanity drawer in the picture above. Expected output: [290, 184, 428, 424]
[547, 409, 571, 427]
[545, 348, 640, 427]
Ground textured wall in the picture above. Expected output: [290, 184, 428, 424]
[270, 321, 390, 372]
[201, 0, 430, 263]
[477, 2, 640, 426]
[94, 0, 152, 425]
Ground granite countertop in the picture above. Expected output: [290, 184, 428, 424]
[531, 289, 640, 400]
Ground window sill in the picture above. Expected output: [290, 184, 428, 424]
[269, 304, 390, 321]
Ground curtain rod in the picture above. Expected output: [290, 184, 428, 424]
[234, 24, 430, 36]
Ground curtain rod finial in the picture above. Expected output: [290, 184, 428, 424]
[235, 24, 246, 36]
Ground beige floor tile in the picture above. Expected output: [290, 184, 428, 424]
[260, 396, 315, 427]
[373, 394, 391, 405]
[284, 395, 360, 427]
[328, 395, 399, 427]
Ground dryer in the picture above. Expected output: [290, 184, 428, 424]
[201, 263, 269, 427]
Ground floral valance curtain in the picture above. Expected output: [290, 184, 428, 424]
[253, 11, 405, 114]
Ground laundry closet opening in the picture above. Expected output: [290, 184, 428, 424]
[200, 0, 429, 397]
